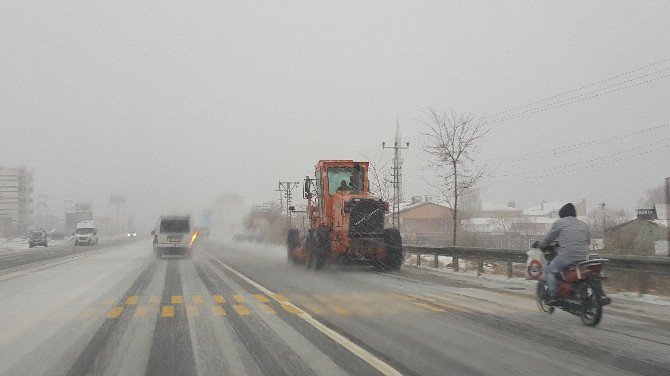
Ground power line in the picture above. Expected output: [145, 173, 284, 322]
[484, 58, 670, 121]
[489, 143, 670, 183]
[489, 71, 670, 125]
[495, 137, 670, 177]
[485, 122, 669, 165]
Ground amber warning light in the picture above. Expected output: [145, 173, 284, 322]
[190, 230, 199, 247]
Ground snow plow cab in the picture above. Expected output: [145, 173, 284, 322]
[287, 160, 403, 270]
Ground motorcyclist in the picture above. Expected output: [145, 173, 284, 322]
[534, 203, 610, 305]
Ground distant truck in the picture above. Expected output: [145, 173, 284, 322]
[152, 215, 194, 258]
[287, 160, 402, 270]
[74, 221, 99, 246]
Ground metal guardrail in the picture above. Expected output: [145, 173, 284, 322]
[403, 244, 670, 295]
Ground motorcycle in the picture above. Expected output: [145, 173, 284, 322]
[532, 243, 608, 327]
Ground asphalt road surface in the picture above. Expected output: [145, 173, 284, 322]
[0, 238, 668, 376]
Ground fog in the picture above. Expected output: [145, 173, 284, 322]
[2, 2, 668, 230]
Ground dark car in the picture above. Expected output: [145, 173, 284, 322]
[28, 230, 48, 248]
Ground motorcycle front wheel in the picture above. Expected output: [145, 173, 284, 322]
[536, 280, 555, 314]
[579, 281, 603, 327]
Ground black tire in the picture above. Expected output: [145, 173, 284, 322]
[287, 229, 300, 263]
[305, 231, 315, 269]
[313, 228, 330, 270]
[579, 281, 603, 327]
[382, 228, 403, 271]
[536, 280, 555, 314]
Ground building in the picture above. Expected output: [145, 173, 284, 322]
[395, 202, 468, 245]
[604, 208, 669, 256]
[523, 200, 587, 220]
[461, 200, 588, 249]
[0, 167, 33, 236]
[462, 201, 525, 248]
[474, 201, 523, 219]
[655, 203, 669, 227]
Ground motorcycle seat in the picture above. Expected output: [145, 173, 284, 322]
[557, 260, 606, 282]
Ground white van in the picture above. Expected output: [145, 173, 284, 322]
[75, 221, 99, 246]
[152, 215, 192, 258]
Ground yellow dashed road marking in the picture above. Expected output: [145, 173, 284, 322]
[186, 305, 199, 317]
[253, 294, 269, 303]
[162, 306, 174, 318]
[304, 303, 326, 315]
[280, 302, 301, 315]
[211, 305, 226, 316]
[212, 295, 225, 304]
[126, 296, 139, 305]
[289, 294, 310, 303]
[312, 294, 331, 303]
[349, 303, 376, 316]
[233, 304, 251, 316]
[107, 307, 124, 319]
[149, 296, 160, 304]
[414, 302, 446, 313]
[192, 295, 204, 304]
[134, 306, 149, 318]
[81, 308, 97, 319]
[273, 294, 289, 302]
[233, 295, 246, 303]
[328, 304, 350, 316]
[171, 295, 183, 304]
[259, 303, 276, 314]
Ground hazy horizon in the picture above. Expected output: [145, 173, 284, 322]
[2, 2, 668, 229]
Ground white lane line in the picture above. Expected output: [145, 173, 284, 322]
[205, 252, 403, 376]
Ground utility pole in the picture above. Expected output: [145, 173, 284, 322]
[276, 181, 299, 227]
[382, 118, 409, 228]
[599, 202, 606, 236]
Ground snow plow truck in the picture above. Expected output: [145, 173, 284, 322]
[286, 160, 403, 270]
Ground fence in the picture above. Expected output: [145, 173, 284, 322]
[403, 245, 670, 296]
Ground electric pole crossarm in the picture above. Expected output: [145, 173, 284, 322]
[382, 119, 410, 229]
[277, 181, 299, 227]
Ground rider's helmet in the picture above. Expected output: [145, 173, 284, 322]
[559, 203, 576, 218]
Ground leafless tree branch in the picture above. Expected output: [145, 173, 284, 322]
[421, 107, 489, 245]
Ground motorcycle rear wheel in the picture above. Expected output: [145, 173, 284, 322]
[579, 282, 603, 327]
[536, 280, 555, 314]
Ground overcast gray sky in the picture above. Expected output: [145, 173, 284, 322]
[2, 1, 669, 228]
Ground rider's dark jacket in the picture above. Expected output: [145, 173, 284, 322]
[538, 216, 590, 263]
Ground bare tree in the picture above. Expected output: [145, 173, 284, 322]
[361, 152, 392, 202]
[587, 207, 631, 238]
[490, 214, 536, 248]
[422, 108, 489, 245]
[459, 189, 483, 212]
[637, 182, 668, 208]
